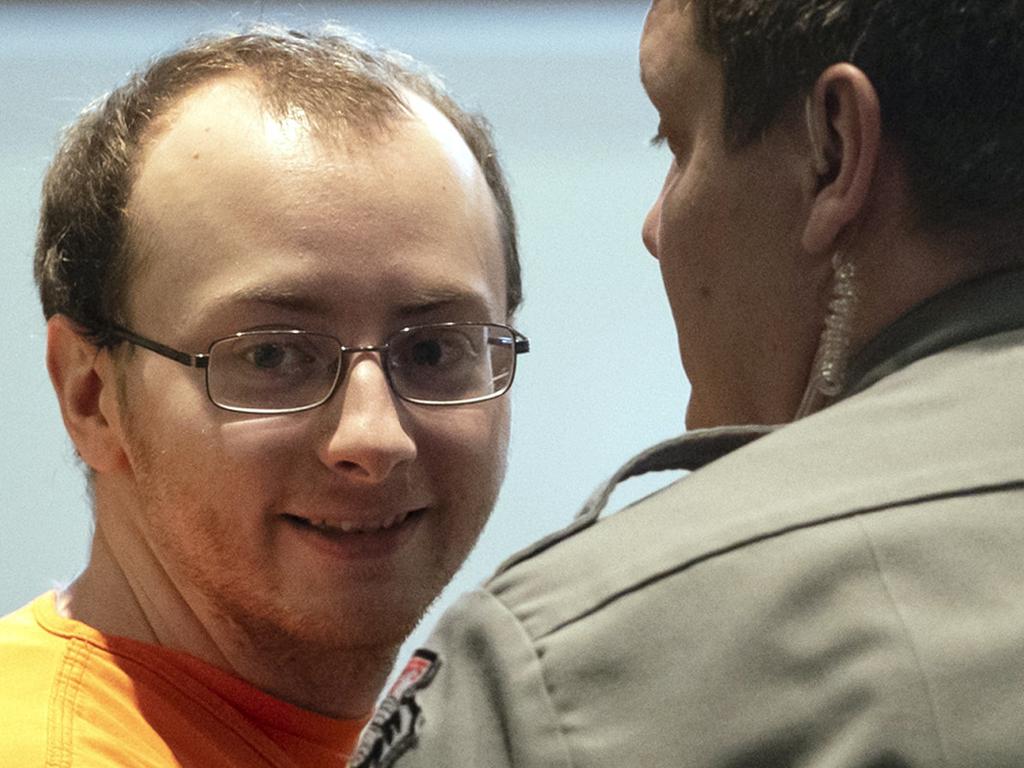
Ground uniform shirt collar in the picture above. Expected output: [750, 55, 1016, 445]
[842, 265, 1024, 400]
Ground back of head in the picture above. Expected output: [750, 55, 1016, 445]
[35, 25, 520, 341]
[693, 0, 1024, 243]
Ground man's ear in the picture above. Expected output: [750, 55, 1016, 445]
[46, 315, 128, 474]
[801, 63, 881, 255]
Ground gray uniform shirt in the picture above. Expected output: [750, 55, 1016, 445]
[353, 268, 1024, 768]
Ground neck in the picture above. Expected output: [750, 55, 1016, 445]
[792, 230, 994, 422]
[65, 500, 394, 719]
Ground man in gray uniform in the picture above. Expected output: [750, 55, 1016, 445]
[352, 1, 1024, 765]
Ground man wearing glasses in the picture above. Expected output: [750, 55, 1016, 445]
[0, 27, 526, 766]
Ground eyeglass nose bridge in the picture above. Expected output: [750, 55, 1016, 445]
[339, 343, 390, 356]
[321, 342, 400, 404]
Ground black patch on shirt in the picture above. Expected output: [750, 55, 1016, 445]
[350, 649, 440, 768]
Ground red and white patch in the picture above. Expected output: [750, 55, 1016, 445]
[386, 652, 435, 699]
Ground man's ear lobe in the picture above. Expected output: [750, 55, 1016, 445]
[801, 63, 882, 255]
[46, 315, 128, 474]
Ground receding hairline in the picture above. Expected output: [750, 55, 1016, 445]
[127, 70, 499, 226]
[120, 71, 507, 322]
[34, 24, 523, 335]
[119, 71, 415, 319]
[135, 70, 416, 158]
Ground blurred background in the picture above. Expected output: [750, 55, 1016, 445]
[1, 1, 689, 673]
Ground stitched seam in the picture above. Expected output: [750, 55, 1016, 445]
[116, 659, 286, 767]
[538, 480, 1024, 639]
[854, 517, 952, 766]
[66, 643, 290, 765]
[46, 638, 89, 768]
[34, 594, 310, 766]
[481, 590, 576, 768]
[41, 637, 288, 766]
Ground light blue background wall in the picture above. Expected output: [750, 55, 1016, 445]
[1, 1, 689, 667]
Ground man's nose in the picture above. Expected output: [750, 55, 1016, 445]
[318, 353, 417, 482]
[642, 193, 662, 259]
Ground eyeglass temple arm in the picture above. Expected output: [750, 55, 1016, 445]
[106, 325, 210, 369]
[488, 332, 530, 355]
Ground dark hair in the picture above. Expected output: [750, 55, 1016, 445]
[35, 25, 521, 341]
[692, 0, 1024, 232]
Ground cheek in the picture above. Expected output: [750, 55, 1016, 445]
[655, 182, 720, 311]
[657, 156, 723, 246]
[437, 402, 509, 486]
[418, 401, 510, 533]
[119, 362, 218, 467]
[127, 404, 311, 515]
[217, 415, 313, 462]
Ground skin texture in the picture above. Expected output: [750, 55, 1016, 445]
[47, 77, 510, 718]
[640, 0, 829, 428]
[639, 0, 975, 428]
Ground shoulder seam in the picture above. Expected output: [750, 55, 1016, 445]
[472, 589, 577, 768]
[38, 625, 291, 766]
[537, 479, 1024, 639]
[46, 637, 90, 768]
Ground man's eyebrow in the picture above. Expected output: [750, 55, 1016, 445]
[214, 284, 493, 317]
[218, 286, 332, 313]
[394, 287, 492, 317]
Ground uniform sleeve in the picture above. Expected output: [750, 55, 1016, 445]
[350, 588, 573, 768]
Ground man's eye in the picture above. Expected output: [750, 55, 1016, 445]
[410, 339, 445, 366]
[236, 341, 318, 373]
[398, 331, 477, 371]
[412, 337, 467, 367]
[246, 343, 289, 369]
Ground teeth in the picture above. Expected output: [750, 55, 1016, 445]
[382, 510, 410, 530]
[303, 510, 414, 534]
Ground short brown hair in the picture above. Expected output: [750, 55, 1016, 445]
[35, 25, 521, 342]
[692, 0, 1024, 233]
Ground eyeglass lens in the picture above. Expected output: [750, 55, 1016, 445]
[206, 324, 518, 411]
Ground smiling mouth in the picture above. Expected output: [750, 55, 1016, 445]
[284, 508, 424, 535]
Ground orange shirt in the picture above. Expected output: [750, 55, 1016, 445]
[0, 593, 366, 766]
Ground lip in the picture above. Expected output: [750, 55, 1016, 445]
[281, 507, 427, 561]
[300, 507, 416, 534]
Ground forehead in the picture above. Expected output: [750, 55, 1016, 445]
[640, 0, 719, 115]
[124, 78, 505, 330]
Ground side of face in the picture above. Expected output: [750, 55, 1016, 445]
[640, 0, 828, 428]
[93, 78, 511, 652]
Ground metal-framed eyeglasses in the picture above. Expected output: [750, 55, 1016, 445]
[105, 322, 530, 414]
